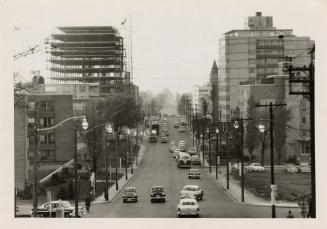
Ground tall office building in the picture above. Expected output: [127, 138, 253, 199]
[217, 12, 314, 121]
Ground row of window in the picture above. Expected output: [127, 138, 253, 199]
[29, 150, 56, 161]
[29, 101, 54, 112]
[29, 117, 54, 128]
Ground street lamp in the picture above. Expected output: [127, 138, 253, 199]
[125, 128, 131, 180]
[104, 124, 111, 201]
[234, 120, 244, 202]
[207, 127, 211, 173]
[215, 127, 219, 179]
[107, 124, 119, 191]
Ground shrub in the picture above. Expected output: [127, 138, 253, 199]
[55, 185, 67, 200]
[17, 181, 32, 200]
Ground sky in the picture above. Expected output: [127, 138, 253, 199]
[4, 0, 327, 95]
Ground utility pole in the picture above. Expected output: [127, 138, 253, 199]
[256, 102, 286, 218]
[32, 103, 39, 218]
[74, 129, 79, 217]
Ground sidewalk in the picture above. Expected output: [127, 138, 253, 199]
[91, 144, 147, 204]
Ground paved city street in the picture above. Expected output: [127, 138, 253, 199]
[84, 118, 298, 218]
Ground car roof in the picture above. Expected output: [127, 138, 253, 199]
[152, 186, 164, 189]
[184, 185, 199, 188]
[179, 198, 197, 203]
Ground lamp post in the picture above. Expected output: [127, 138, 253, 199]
[104, 125, 111, 201]
[215, 127, 219, 179]
[207, 128, 211, 173]
[107, 124, 119, 191]
[225, 122, 230, 190]
[125, 128, 131, 180]
[202, 116, 205, 165]
[234, 119, 244, 202]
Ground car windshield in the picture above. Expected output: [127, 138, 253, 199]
[182, 201, 195, 206]
[125, 187, 136, 192]
[152, 187, 163, 192]
[184, 187, 197, 191]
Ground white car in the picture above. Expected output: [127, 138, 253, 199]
[177, 198, 200, 217]
[285, 164, 298, 173]
[246, 163, 265, 172]
[188, 169, 200, 179]
[180, 185, 203, 200]
[31, 200, 86, 217]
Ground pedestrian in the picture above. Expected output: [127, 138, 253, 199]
[287, 210, 294, 218]
[85, 194, 91, 213]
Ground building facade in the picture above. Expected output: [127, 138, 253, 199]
[217, 12, 314, 122]
[192, 84, 212, 115]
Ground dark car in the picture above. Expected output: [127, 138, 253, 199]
[150, 186, 166, 203]
[123, 187, 138, 203]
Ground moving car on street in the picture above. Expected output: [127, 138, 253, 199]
[123, 187, 138, 203]
[169, 141, 177, 152]
[174, 121, 179, 128]
[173, 148, 180, 159]
[191, 155, 201, 165]
[150, 186, 166, 203]
[177, 198, 200, 217]
[180, 185, 204, 200]
[179, 126, 186, 132]
[160, 135, 168, 143]
[188, 169, 201, 179]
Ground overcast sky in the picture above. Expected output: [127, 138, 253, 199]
[5, 0, 327, 94]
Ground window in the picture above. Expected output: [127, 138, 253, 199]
[40, 101, 54, 112]
[79, 85, 86, 93]
[40, 150, 56, 161]
[39, 117, 54, 127]
[40, 133, 55, 144]
[302, 117, 306, 124]
[305, 145, 310, 155]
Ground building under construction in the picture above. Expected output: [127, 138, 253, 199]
[48, 26, 134, 97]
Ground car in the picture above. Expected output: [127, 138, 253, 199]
[150, 186, 166, 203]
[31, 200, 86, 217]
[191, 155, 201, 165]
[246, 163, 265, 172]
[160, 135, 168, 143]
[188, 169, 201, 179]
[188, 147, 196, 156]
[180, 185, 203, 200]
[174, 121, 179, 128]
[179, 126, 186, 132]
[170, 145, 179, 154]
[123, 186, 138, 203]
[285, 164, 298, 173]
[177, 152, 192, 168]
[299, 163, 311, 173]
[177, 198, 200, 217]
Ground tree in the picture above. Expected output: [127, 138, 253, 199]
[274, 107, 292, 165]
[245, 95, 259, 162]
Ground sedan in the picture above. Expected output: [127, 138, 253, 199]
[32, 200, 86, 217]
[122, 186, 138, 203]
[191, 155, 201, 165]
[174, 121, 179, 128]
[150, 186, 166, 203]
[173, 149, 180, 159]
[246, 163, 265, 172]
[180, 185, 203, 200]
[177, 198, 200, 217]
[188, 169, 200, 179]
[160, 135, 168, 143]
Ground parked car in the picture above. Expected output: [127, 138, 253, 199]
[188, 147, 196, 156]
[150, 186, 166, 203]
[169, 141, 177, 152]
[160, 135, 168, 143]
[180, 185, 203, 200]
[191, 155, 201, 165]
[123, 186, 138, 203]
[285, 164, 298, 173]
[177, 198, 200, 217]
[188, 169, 200, 179]
[299, 163, 311, 173]
[246, 163, 265, 172]
[31, 200, 86, 217]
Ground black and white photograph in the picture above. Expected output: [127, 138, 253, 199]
[1, 0, 327, 228]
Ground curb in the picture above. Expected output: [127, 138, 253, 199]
[91, 144, 149, 205]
